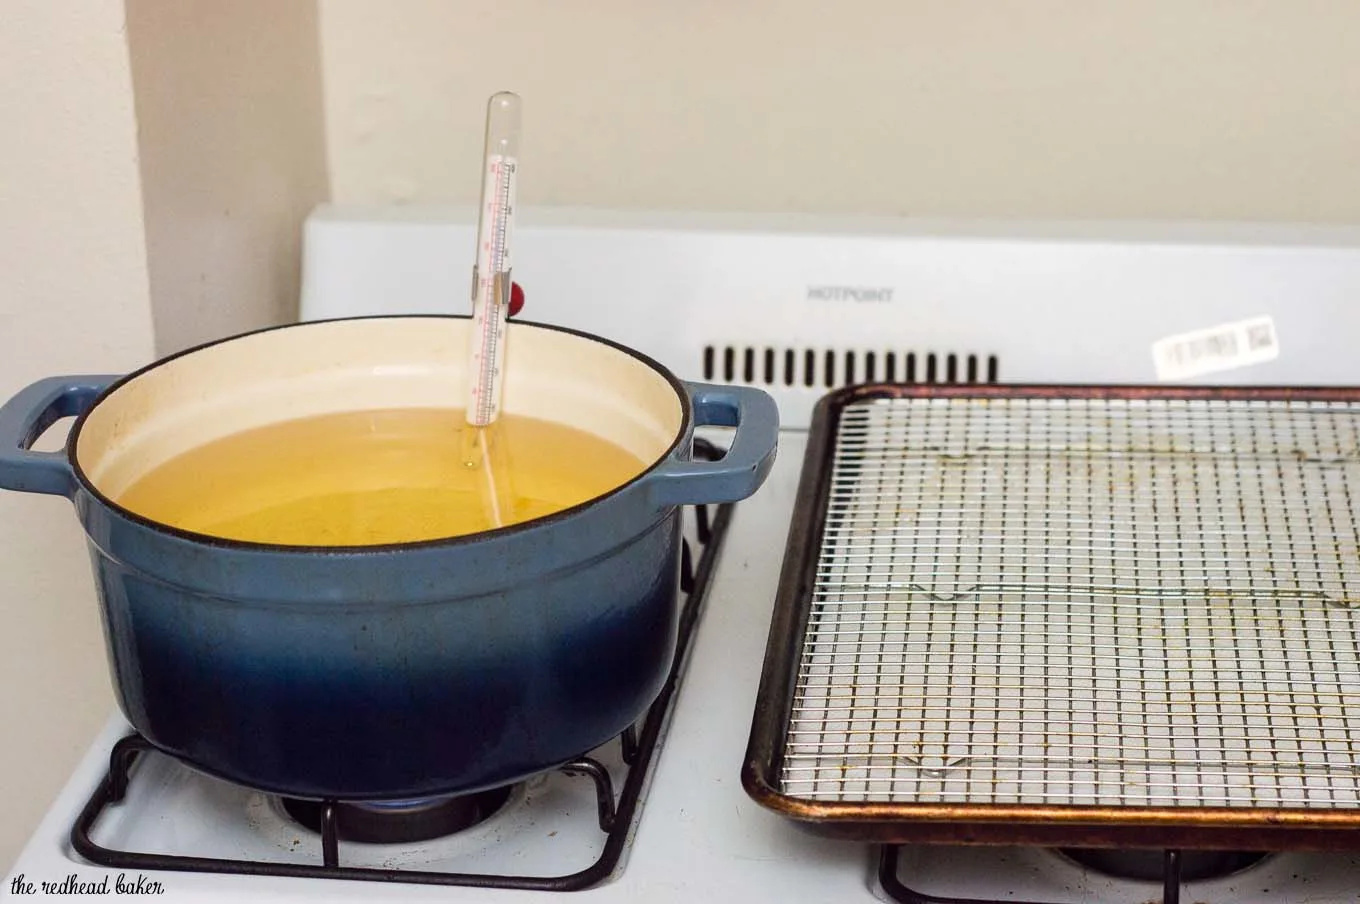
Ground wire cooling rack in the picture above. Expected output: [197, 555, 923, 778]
[778, 393, 1360, 814]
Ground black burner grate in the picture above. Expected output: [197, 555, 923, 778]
[70, 442, 734, 891]
[879, 845, 1214, 904]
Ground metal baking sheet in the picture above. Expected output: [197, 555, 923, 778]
[743, 385, 1360, 849]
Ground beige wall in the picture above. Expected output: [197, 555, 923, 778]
[0, 0, 328, 871]
[319, 0, 1360, 222]
[126, 0, 330, 355]
[0, 0, 155, 870]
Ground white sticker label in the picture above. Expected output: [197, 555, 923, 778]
[1151, 315, 1280, 381]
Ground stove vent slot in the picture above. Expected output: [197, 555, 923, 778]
[701, 346, 999, 388]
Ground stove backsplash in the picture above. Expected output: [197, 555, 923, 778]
[300, 205, 1360, 427]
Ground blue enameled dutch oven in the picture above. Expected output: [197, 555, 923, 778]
[0, 315, 778, 800]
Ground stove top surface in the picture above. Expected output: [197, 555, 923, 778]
[9, 432, 1360, 903]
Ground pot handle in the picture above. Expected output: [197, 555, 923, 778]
[647, 382, 780, 506]
[0, 375, 117, 497]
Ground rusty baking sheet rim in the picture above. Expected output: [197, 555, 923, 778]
[740, 382, 1360, 851]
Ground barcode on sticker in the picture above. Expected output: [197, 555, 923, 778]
[1152, 316, 1280, 381]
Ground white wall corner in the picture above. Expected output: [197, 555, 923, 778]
[125, 0, 332, 356]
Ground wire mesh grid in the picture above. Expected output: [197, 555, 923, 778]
[781, 395, 1360, 809]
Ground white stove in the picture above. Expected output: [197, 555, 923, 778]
[10, 205, 1360, 903]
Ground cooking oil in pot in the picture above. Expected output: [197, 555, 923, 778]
[114, 408, 648, 546]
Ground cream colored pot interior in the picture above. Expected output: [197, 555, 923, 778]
[75, 318, 685, 500]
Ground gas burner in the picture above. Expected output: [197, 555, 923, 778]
[1056, 848, 1272, 882]
[279, 787, 514, 844]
